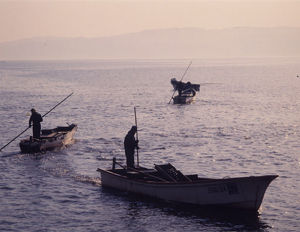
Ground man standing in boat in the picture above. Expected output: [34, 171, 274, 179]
[29, 108, 43, 139]
[124, 126, 139, 168]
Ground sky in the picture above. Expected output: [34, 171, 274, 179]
[1, 0, 300, 43]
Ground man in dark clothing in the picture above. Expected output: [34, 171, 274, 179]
[177, 81, 184, 96]
[124, 126, 138, 168]
[29, 108, 43, 139]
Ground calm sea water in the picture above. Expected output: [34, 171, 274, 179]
[0, 58, 299, 232]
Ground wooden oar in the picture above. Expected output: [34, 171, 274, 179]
[168, 61, 192, 104]
[0, 92, 74, 152]
[134, 106, 139, 167]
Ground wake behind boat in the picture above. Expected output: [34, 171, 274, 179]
[98, 160, 278, 212]
[19, 124, 77, 153]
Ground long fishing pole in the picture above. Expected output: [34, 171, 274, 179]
[0, 127, 30, 152]
[134, 106, 139, 167]
[168, 61, 192, 104]
[0, 92, 74, 152]
[42, 92, 73, 118]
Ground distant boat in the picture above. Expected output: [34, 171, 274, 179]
[171, 78, 200, 91]
[98, 161, 278, 211]
[19, 124, 77, 153]
[173, 88, 196, 104]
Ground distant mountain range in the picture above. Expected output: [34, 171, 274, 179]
[0, 27, 300, 60]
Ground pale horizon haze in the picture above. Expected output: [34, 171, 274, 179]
[1, 0, 300, 43]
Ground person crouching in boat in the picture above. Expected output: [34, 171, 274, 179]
[177, 81, 184, 96]
[124, 126, 139, 168]
[29, 108, 43, 139]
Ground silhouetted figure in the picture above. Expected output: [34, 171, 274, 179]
[177, 81, 184, 96]
[186, 81, 192, 88]
[29, 108, 43, 139]
[124, 126, 138, 168]
[171, 78, 200, 92]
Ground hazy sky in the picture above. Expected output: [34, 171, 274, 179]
[1, 0, 300, 43]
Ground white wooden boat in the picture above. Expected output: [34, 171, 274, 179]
[98, 162, 277, 211]
[173, 88, 196, 104]
[19, 124, 77, 153]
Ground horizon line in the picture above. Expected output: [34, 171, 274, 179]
[1, 26, 299, 44]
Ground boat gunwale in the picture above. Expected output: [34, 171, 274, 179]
[99, 168, 278, 186]
[21, 124, 77, 142]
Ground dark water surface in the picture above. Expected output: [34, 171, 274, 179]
[0, 58, 299, 231]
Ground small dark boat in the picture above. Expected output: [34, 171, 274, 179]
[171, 78, 200, 91]
[173, 88, 196, 104]
[97, 160, 278, 212]
[19, 124, 77, 153]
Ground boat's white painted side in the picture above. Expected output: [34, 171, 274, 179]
[20, 124, 77, 153]
[40, 125, 77, 150]
[100, 169, 277, 211]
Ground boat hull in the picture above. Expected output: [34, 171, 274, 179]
[173, 88, 196, 104]
[100, 169, 277, 211]
[173, 95, 195, 104]
[19, 124, 77, 153]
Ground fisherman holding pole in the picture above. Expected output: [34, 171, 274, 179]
[0, 92, 73, 152]
[29, 108, 43, 139]
[124, 107, 139, 168]
[168, 61, 192, 104]
[124, 126, 139, 168]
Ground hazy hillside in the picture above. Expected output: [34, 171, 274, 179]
[0, 27, 300, 60]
